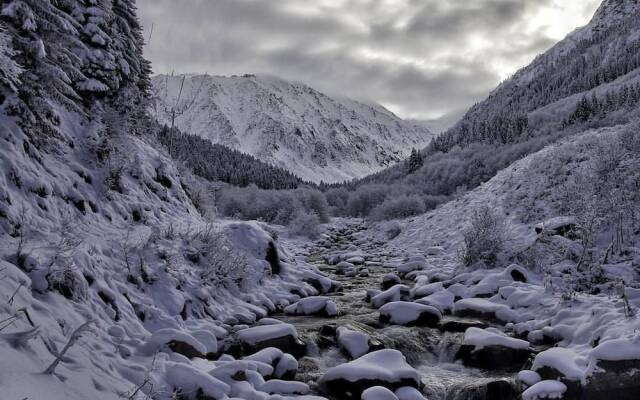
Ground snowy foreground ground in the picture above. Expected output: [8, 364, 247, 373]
[1, 125, 640, 400]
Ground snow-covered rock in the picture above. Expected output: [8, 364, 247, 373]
[259, 379, 310, 395]
[361, 386, 399, 400]
[521, 380, 567, 400]
[243, 347, 299, 380]
[532, 347, 587, 382]
[382, 273, 402, 290]
[228, 324, 306, 358]
[284, 296, 339, 317]
[378, 301, 442, 327]
[318, 349, 421, 398]
[371, 285, 411, 308]
[337, 326, 372, 359]
[394, 386, 427, 400]
[453, 298, 519, 323]
[456, 327, 530, 371]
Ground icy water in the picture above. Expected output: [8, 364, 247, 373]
[278, 222, 516, 400]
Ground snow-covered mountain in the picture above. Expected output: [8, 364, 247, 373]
[433, 0, 640, 152]
[151, 74, 434, 183]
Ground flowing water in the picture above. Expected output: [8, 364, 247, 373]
[278, 222, 517, 400]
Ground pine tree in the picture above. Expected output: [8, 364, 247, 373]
[406, 148, 424, 174]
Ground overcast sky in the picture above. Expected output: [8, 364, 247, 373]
[138, 0, 601, 119]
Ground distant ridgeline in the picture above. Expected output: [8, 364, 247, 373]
[157, 127, 309, 190]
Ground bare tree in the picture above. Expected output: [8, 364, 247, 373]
[151, 72, 208, 154]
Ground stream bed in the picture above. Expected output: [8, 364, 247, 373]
[276, 222, 519, 400]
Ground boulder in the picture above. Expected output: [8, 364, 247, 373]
[382, 273, 402, 290]
[379, 302, 442, 327]
[226, 323, 306, 359]
[448, 378, 518, 400]
[362, 386, 399, 400]
[371, 285, 411, 308]
[284, 296, 339, 317]
[455, 328, 530, 371]
[438, 318, 487, 333]
[318, 349, 421, 399]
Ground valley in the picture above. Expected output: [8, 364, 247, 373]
[1, 1, 639, 400]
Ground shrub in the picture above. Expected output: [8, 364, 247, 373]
[384, 221, 402, 240]
[461, 206, 506, 267]
[217, 185, 330, 225]
[288, 211, 321, 239]
[195, 226, 248, 288]
[370, 194, 426, 221]
[345, 184, 389, 217]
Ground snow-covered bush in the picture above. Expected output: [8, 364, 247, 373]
[217, 185, 329, 226]
[195, 226, 248, 288]
[0, 23, 23, 91]
[46, 266, 89, 301]
[461, 206, 506, 267]
[296, 188, 330, 223]
[288, 211, 321, 239]
[345, 184, 389, 217]
[370, 194, 426, 221]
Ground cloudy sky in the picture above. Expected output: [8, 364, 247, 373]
[138, 0, 601, 119]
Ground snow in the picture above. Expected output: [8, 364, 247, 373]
[521, 380, 567, 400]
[453, 298, 518, 323]
[237, 324, 299, 346]
[379, 301, 442, 325]
[140, 328, 206, 356]
[532, 347, 588, 382]
[517, 370, 542, 387]
[151, 74, 435, 183]
[337, 326, 370, 359]
[463, 327, 530, 350]
[319, 349, 420, 386]
[284, 296, 339, 316]
[414, 290, 455, 313]
[589, 337, 640, 362]
[371, 285, 411, 308]
[394, 386, 427, 400]
[259, 379, 310, 395]
[361, 386, 399, 400]
[164, 362, 230, 399]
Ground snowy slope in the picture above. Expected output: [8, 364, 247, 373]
[151, 74, 434, 183]
[0, 3, 342, 400]
[434, 0, 640, 151]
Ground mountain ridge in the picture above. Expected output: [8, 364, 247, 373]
[151, 73, 434, 183]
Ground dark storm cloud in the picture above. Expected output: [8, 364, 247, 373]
[137, 0, 600, 119]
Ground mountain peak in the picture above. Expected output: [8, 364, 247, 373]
[152, 74, 434, 183]
[592, 0, 639, 23]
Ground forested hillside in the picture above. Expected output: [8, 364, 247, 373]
[158, 127, 307, 190]
[330, 0, 640, 220]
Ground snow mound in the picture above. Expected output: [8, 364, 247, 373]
[379, 301, 442, 326]
[318, 349, 421, 397]
[463, 327, 530, 350]
[337, 326, 371, 359]
[361, 386, 399, 400]
[522, 380, 567, 400]
[284, 296, 339, 317]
